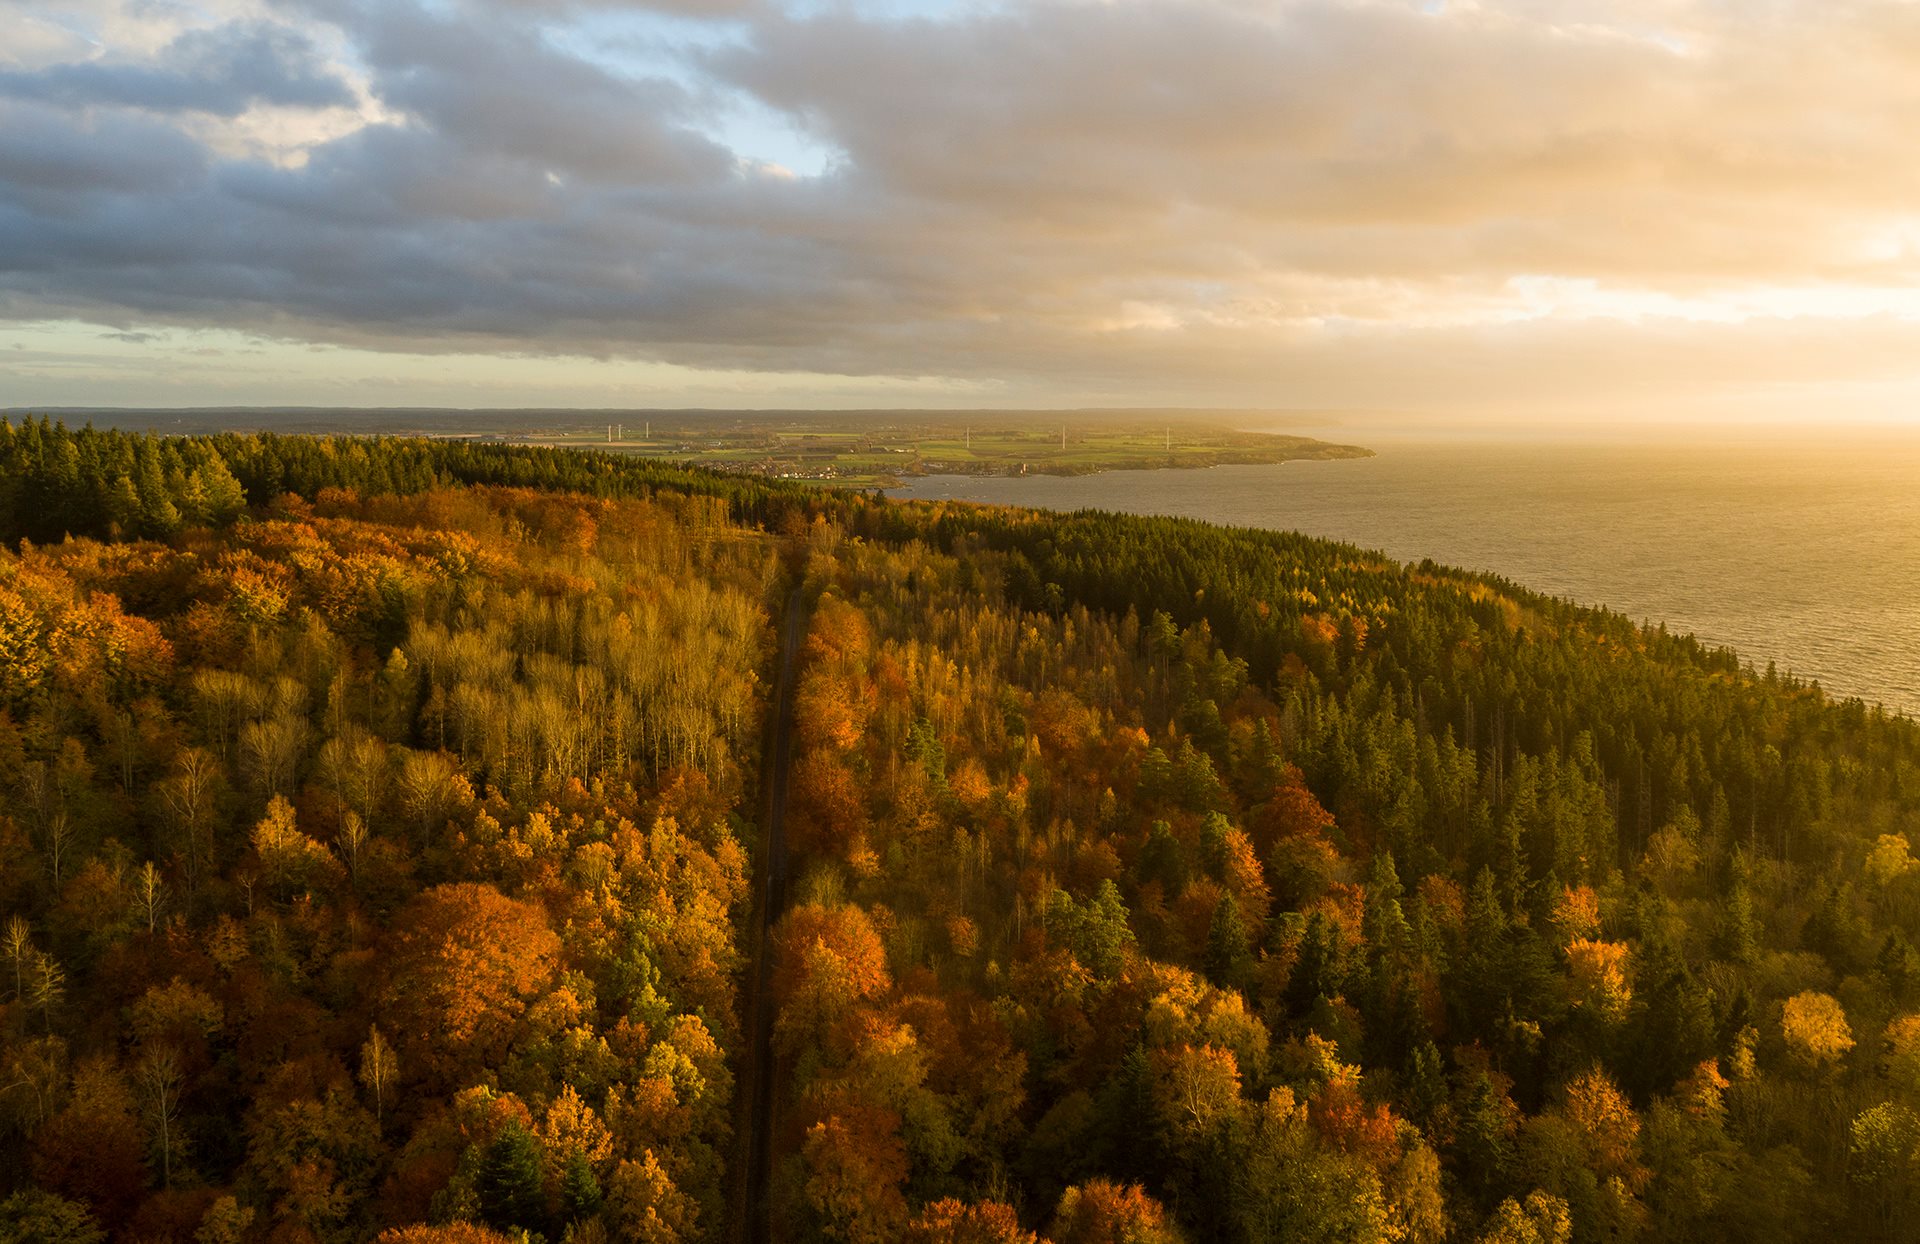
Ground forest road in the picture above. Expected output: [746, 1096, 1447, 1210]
[738, 583, 805, 1244]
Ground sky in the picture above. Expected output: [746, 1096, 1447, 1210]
[5, 0, 1920, 424]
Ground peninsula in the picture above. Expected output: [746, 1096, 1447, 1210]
[541, 413, 1373, 485]
[8, 407, 1374, 486]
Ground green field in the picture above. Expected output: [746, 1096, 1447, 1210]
[519, 414, 1372, 486]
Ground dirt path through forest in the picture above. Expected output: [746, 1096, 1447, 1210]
[735, 583, 805, 1243]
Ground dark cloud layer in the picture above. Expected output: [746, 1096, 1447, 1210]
[4, 0, 1920, 410]
[0, 20, 354, 116]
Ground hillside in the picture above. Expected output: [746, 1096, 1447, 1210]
[1, 419, 1917, 1244]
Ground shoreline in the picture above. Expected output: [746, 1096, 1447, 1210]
[883, 450, 1920, 718]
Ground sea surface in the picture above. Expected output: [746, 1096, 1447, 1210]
[891, 437, 1920, 716]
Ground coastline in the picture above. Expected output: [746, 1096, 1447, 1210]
[885, 447, 1920, 718]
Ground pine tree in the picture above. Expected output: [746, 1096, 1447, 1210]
[1137, 820, 1187, 895]
[199, 457, 248, 525]
[1454, 868, 1511, 1039]
[1452, 1073, 1516, 1213]
[559, 1150, 602, 1224]
[1094, 1043, 1160, 1184]
[1204, 892, 1252, 992]
[107, 475, 141, 535]
[134, 452, 181, 537]
[1404, 1041, 1447, 1129]
[1718, 856, 1760, 967]
[478, 1122, 548, 1234]
[1197, 811, 1232, 881]
[1879, 931, 1920, 1006]
[1285, 911, 1344, 1017]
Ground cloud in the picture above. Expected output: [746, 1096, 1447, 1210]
[0, 20, 356, 116]
[328, 2, 734, 183]
[3, 0, 1920, 411]
[0, 100, 210, 195]
[717, 2, 1920, 287]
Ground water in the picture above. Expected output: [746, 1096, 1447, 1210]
[891, 437, 1920, 715]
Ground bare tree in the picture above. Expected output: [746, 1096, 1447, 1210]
[396, 750, 460, 849]
[135, 861, 165, 934]
[190, 669, 263, 761]
[0, 1035, 66, 1134]
[135, 1047, 184, 1187]
[155, 747, 222, 895]
[241, 714, 307, 800]
[335, 811, 369, 888]
[2, 917, 32, 1002]
[42, 811, 75, 889]
[358, 1026, 399, 1130]
[16, 761, 77, 884]
[29, 952, 64, 1034]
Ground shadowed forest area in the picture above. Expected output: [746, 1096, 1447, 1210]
[4, 419, 1920, 1243]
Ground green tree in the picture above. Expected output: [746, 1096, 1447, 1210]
[1045, 881, 1135, 981]
[559, 1150, 603, 1224]
[1203, 893, 1253, 993]
[0, 1190, 106, 1244]
[478, 1122, 548, 1235]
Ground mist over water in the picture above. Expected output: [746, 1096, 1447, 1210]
[892, 438, 1920, 716]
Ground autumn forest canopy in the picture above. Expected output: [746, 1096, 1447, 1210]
[5, 418, 1920, 1244]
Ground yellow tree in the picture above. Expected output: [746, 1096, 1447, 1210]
[1884, 1014, 1920, 1092]
[377, 1227, 517, 1244]
[1565, 939, 1633, 1025]
[1476, 1192, 1572, 1244]
[1151, 1044, 1242, 1149]
[1867, 834, 1919, 887]
[1549, 886, 1602, 947]
[1782, 991, 1854, 1069]
[252, 796, 342, 897]
[1562, 1068, 1647, 1194]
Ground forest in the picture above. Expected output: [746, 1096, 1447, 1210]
[4, 416, 1920, 1243]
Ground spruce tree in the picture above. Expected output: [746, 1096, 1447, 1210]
[1204, 892, 1252, 992]
[478, 1122, 547, 1235]
[1718, 856, 1760, 967]
[559, 1151, 602, 1224]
